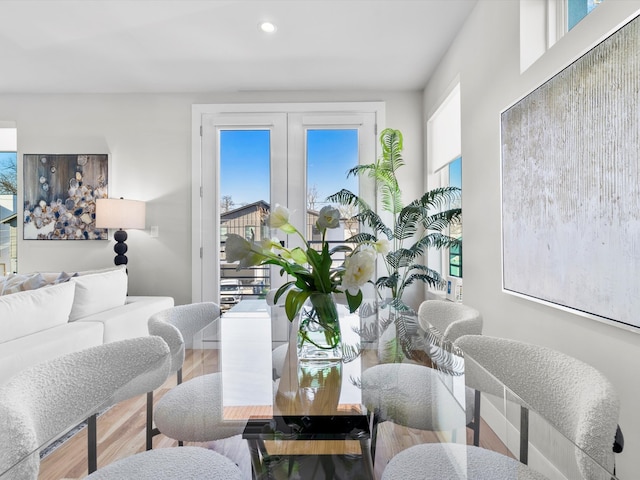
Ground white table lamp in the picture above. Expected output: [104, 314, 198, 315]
[96, 198, 146, 266]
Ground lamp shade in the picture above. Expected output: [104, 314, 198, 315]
[95, 198, 146, 230]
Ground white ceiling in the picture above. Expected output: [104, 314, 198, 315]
[0, 0, 477, 94]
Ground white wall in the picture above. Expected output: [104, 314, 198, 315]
[423, 0, 640, 476]
[0, 90, 423, 306]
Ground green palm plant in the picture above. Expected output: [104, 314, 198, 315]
[327, 128, 461, 360]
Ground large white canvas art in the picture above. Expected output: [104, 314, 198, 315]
[501, 14, 640, 330]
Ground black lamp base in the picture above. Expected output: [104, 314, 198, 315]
[113, 229, 128, 266]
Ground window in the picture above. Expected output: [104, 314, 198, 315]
[0, 125, 17, 275]
[427, 84, 462, 286]
[520, 0, 605, 71]
[244, 225, 256, 240]
[192, 102, 382, 307]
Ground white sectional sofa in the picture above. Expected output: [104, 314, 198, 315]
[0, 266, 174, 385]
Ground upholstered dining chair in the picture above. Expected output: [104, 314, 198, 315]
[0, 336, 241, 480]
[361, 300, 483, 461]
[147, 302, 246, 447]
[417, 299, 483, 342]
[145, 302, 218, 449]
[381, 335, 622, 480]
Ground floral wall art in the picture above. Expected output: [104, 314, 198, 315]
[23, 154, 108, 240]
[501, 14, 640, 331]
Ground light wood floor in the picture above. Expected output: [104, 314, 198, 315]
[37, 349, 512, 480]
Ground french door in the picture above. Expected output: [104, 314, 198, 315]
[192, 103, 382, 308]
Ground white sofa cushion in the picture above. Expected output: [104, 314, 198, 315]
[69, 266, 128, 321]
[0, 282, 76, 343]
[76, 296, 175, 343]
[0, 321, 103, 385]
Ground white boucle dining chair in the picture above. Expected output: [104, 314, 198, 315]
[362, 300, 483, 461]
[417, 300, 483, 342]
[147, 302, 246, 446]
[0, 336, 241, 479]
[145, 302, 218, 449]
[381, 335, 622, 480]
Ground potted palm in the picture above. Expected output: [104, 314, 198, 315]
[327, 128, 461, 361]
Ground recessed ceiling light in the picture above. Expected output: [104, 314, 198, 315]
[259, 21, 277, 34]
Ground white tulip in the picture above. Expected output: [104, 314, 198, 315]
[316, 206, 340, 231]
[342, 247, 376, 294]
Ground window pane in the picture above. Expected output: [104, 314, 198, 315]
[0, 150, 17, 274]
[449, 157, 462, 278]
[306, 129, 358, 246]
[219, 130, 271, 308]
[568, 0, 604, 31]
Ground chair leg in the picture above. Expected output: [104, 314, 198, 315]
[369, 412, 379, 465]
[520, 406, 529, 464]
[472, 389, 481, 446]
[87, 414, 97, 473]
[148, 371, 184, 449]
[146, 391, 154, 450]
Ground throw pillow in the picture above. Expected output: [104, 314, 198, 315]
[0, 282, 76, 343]
[53, 271, 78, 284]
[68, 266, 128, 321]
[0, 273, 47, 296]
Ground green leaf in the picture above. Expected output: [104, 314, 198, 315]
[285, 289, 311, 321]
[375, 273, 398, 290]
[325, 189, 371, 211]
[404, 271, 445, 289]
[274, 281, 295, 304]
[354, 210, 393, 239]
[416, 187, 460, 210]
[386, 249, 415, 269]
[423, 209, 462, 232]
[329, 245, 352, 255]
[345, 289, 363, 313]
[345, 232, 377, 243]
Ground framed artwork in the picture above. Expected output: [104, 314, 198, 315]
[23, 154, 109, 240]
[501, 14, 640, 331]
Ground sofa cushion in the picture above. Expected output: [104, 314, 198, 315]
[69, 266, 128, 321]
[76, 296, 175, 343]
[0, 282, 76, 343]
[75, 266, 126, 277]
[0, 321, 103, 385]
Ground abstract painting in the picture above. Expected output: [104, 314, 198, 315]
[501, 14, 640, 330]
[23, 154, 108, 240]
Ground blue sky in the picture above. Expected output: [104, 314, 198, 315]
[0, 151, 16, 171]
[220, 129, 358, 207]
[449, 156, 462, 189]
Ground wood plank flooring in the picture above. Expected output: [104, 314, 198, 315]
[37, 349, 511, 480]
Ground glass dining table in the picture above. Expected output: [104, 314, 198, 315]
[0, 298, 620, 480]
[189, 298, 620, 480]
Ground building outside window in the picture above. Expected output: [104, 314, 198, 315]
[0, 126, 17, 275]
